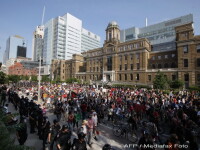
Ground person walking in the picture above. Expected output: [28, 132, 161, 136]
[68, 111, 74, 131]
[56, 125, 72, 150]
[87, 114, 94, 147]
[49, 119, 61, 150]
[71, 132, 87, 150]
[73, 110, 81, 130]
[92, 112, 98, 141]
[54, 103, 63, 122]
[107, 106, 114, 121]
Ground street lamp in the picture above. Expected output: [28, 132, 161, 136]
[38, 56, 42, 103]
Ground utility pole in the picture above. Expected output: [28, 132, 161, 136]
[38, 56, 41, 103]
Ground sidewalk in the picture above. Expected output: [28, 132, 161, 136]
[8, 102, 124, 150]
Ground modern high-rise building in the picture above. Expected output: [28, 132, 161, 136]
[81, 28, 101, 52]
[3, 35, 27, 64]
[43, 13, 100, 65]
[32, 25, 44, 61]
[120, 14, 193, 51]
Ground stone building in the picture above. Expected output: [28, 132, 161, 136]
[51, 22, 200, 88]
[8, 62, 38, 76]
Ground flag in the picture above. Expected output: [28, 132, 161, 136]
[71, 91, 77, 98]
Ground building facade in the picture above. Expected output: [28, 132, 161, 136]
[32, 25, 44, 61]
[3, 35, 27, 64]
[120, 14, 193, 52]
[51, 21, 200, 88]
[5, 57, 32, 74]
[8, 62, 38, 76]
[81, 28, 101, 52]
[43, 13, 100, 65]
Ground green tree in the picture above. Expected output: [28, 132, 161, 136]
[56, 76, 61, 83]
[0, 108, 33, 150]
[0, 72, 6, 84]
[42, 75, 50, 82]
[21, 75, 29, 81]
[66, 78, 80, 83]
[8, 75, 20, 83]
[30, 75, 38, 82]
[170, 79, 184, 89]
[153, 71, 169, 89]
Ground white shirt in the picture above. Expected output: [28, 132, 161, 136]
[116, 108, 121, 115]
[81, 125, 87, 134]
[47, 97, 51, 104]
[92, 115, 98, 126]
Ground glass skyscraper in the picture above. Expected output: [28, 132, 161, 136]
[3, 35, 27, 64]
[120, 14, 193, 51]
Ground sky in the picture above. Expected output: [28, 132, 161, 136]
[0, 0, 200, 62]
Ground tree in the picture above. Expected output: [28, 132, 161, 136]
[0, 72, 6, 84]
[8, 75, 20, 83]
[30, 75, 37, 82]
[153, 71, 169, 89]
[56, 76, 61, 83]
[170, 79, 184, 89]
[42, 75, 50, 82]
[21, 75, 29, 81]
[66, 78, 80, 84]
[0, 108, 33, 150]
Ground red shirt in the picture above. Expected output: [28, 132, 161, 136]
[81, 104, 87, 112]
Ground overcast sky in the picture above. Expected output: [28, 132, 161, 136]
[0, 0, 200, 62]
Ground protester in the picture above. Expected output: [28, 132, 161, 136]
[71, 132, 87, 150]
[1, 83, 200, 150]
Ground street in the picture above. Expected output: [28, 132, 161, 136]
[9, 102, 131, 150]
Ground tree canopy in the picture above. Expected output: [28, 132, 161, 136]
[0, 72, 6, 84]
[7, 75, 20, 83]
[170, 79, 184, 89]
[153, 71, 169, 89]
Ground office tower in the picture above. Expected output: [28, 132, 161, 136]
[81, 28, 101, 52]
[43, 13, 100, 65]
[120, 14, 193, 51]
[32, 25, 44, 61]
[3, 35, 27, 64]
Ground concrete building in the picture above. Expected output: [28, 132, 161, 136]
[51, 15, 200, 88]
[32, 25, 44, 61]
[0, 64, 6, 74]
[120, 14, 193, 52]
[3, 35, 27, 64]
[43, 13, 100, 65]
[81, 28, 101, 52]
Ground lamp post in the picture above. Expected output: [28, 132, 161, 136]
[38, 56, 42, 103]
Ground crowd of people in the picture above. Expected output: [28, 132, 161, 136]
[0, 82, 200, 150]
